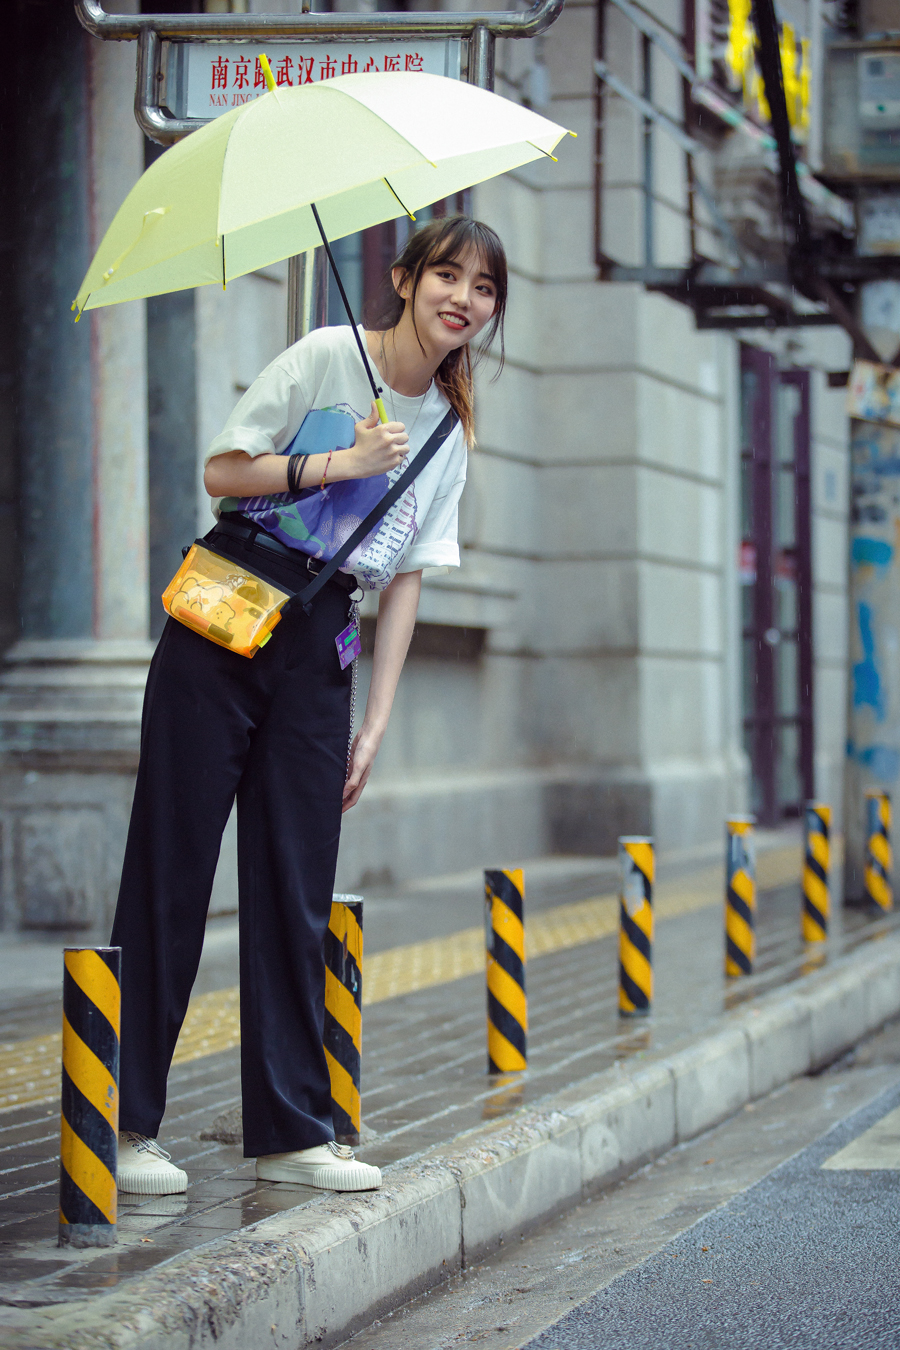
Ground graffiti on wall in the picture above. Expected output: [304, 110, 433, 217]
[848, 417, 900, 786]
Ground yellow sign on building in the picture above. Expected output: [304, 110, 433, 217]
[725, 0, 810, 138]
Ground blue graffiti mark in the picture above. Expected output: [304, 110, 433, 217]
[863, 746, 900, 780]
[852, 536, 894, 569]
[853, 601, 885, 720]
[847, 739, 900, 782]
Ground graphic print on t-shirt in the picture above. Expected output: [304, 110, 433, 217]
[222, 403, 419, 590]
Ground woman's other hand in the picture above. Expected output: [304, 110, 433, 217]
[347, 403, 408, 479]
[341, 569, 422, 813]
[342, 730, 378, 812]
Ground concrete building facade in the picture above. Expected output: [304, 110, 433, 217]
[0, 0, 853, 936]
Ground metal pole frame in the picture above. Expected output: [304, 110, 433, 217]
[77, 0, 563, 142]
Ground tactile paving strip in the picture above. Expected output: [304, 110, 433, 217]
[0, 845, 804, 1112]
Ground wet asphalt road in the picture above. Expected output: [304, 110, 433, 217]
[343, 1020, 900, 1350]
[526, 1082, 900, 1350]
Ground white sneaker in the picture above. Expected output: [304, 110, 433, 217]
[256, 1140, 382, 1191]
[117, 1132, 188, 1196]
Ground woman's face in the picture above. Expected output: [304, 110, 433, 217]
[395, 245, 499, 354]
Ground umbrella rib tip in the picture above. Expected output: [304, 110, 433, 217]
[527, 140, 559, 161]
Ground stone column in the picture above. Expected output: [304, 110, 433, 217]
[90, 26, 150, 643]
[0, 3, 151, 936]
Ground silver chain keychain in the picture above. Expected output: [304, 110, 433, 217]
[346, 595, 361, 775]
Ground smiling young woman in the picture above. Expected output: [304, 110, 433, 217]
[364, 216, 507, 443]
[109, 216, 508, 1199]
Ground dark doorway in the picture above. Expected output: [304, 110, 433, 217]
[739, 345, 814, 825]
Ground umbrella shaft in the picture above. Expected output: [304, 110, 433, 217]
[310, 204, 387, 423]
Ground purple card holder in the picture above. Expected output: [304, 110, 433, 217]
[336, 620, 362, 670]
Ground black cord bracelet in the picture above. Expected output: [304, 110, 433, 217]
[287, 452, 311, 496]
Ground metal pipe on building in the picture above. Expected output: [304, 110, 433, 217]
[77, 0, 565, 42]
[286, 249, 329, 349]
[467, 25, 496, 91]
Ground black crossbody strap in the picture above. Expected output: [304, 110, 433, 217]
[291, 407, 458, 613]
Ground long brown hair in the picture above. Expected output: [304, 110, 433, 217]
[365, 216, 508, 447]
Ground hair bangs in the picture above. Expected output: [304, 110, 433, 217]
[424, 218, 506, 297]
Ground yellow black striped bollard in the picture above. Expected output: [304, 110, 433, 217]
[618, 837, 654, 1017]
[324, 894, 363, 1146]
[59, 947, 120, 1248]
[485, 869, 527, 1074]
[802, 802, 831, 942]
[865, 791, 893, 913]
[725, 817, 756, 977]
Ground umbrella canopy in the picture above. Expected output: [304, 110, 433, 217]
[74, 71, 570, 314]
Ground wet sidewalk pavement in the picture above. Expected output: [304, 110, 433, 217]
[2, 831, 898, 1313]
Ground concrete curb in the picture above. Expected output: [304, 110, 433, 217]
[6, 933, 900, 1350]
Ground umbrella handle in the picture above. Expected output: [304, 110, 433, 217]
[374, 398, 388, 425]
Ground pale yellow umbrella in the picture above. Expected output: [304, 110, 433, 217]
[74, 69, 571, 314]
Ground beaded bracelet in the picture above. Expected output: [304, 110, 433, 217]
[320, 448, 334, 490]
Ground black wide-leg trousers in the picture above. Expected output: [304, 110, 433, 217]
[111, 528, 353, 1157]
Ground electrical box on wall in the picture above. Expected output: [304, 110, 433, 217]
[823, 42, 900, 182]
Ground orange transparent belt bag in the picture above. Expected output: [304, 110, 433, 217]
[162, 544, 289, 658]
[162, 408, 458, 658]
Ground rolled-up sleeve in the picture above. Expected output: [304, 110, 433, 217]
[400, 471, 467, 573]
[204, 361, 311, 466]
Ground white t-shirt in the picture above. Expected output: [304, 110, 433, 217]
[205, 325, 466, 591]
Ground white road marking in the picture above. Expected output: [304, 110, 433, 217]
[821, 1103, 900, 1170]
